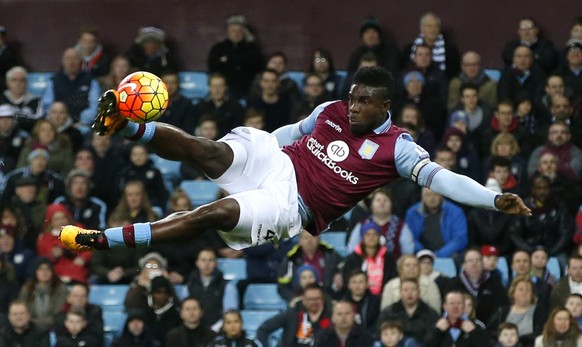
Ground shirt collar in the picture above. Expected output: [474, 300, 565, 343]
[373, 111, 392, 134]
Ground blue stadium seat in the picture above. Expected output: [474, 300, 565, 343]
[217, 258, 247, 281]
[484, 69, 501, 82]
[240, 309, 279, 337]
[88, 285, 129, 311]
[320, 231, 348, 256]
[149, 154, 182, 191]
[497, 256, 509, 286]
[27, 72, 53, 98]
[178, 71, 208, 102]
[179, 180, 221, 206]
[243, 284, 287, 310]
[434, 257, 457, 277]
[547, 257, 561, 279]
[174, 284, 189, 300]
[287, 71, 305, 89]
[103, 311, 127, 347]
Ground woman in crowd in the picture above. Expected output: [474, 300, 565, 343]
[534, 308, 582, 347]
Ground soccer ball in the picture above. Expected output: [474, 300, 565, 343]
[117, 71, 169, 123]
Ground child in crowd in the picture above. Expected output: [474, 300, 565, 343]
[565, 294, 582, 333]
[495, 322, 522, 347]
[374, 320, 420, 347]
[55, 310, 100, 347]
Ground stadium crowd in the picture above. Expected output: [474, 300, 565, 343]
[1, 10, 582, 347]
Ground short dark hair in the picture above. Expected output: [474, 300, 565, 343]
[490, 156, 511, 171]
[460, 82, 479, 96]
[347, 269, 368, 282]
[267, 51, 287, 65]
[498, 322, 519, 336]
[352, 66, 394, 100]
[380, 320, 403, 333]
[569, 254, 582, 266]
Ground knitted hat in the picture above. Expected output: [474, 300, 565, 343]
[135, 27, 165, 44]
[360, 221, 382, 238]
[14, 176, 38, 188]
[450, 110, 469, 125]
[403, 70, 426, 86]
[360, 16, 381, 36]
[27, 145, 49, 162]
[295, 264, 320, 283]
[43, 204, 74, 229]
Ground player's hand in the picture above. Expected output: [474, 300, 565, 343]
[92, 89, 127, 135]
[495, 193, 532, 216]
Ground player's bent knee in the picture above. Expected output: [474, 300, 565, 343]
[195, 198, 240, 231]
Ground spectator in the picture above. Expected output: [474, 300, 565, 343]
[537, 75, 567, 120]
[564, 294, 582, 333]
[557, 39, 582, 97]
[497, 46, 546, 104]
[375, 320, 421, 347]
[347, 188, 413, 257]
[514, 92, 546, 156]
[405, 187, 468, 259]
[530, 246, 558, 288]
[441, 126, 483, 182]
[247, 68, 292, 132]
[425, 291, 488, 347]
[207, 310, 260, 347]
[448, 248, 508, 324]
[125, 252, 172, 311]
[74, 26, 111, 78]
[480, 245, 502, 279]
[126, 26, 179, 77]
[186, 247, 236, 329]
[18, 257, 67, 330]
[0, 300, 50, 347]
[0, 66, 43, 132]
[257, 283, 332, 347]
[342, 270, 380, 333]
[486, 275, 548, 346]
[54, 310, 100, 347]
[250, 51, 301, 104]
[111, 180, 159, 224]
[0, 104, 27, 176]
[290, 73, 331, 122]
[312, 300, 375, 347]
[159, 70, 197, 134]
[53, 283, 104, 346]
[495, 322, 522, 347]
[404, 12, 460, 78]
[98, 54, 133, 92]
[307, 48, 344, 100]
[36, 203, 92, 284]
[207, 15, 263, 100]
[417, 249, 449, 295]
[139, 276, 182, 347]
[0, 222, 35, 285]
[487, 156, 521, 195]
[165, 296, 216, 347]
[88, 133, 124, 210]
[447, 51, 498, 111]
[550, 255, 582, 309]
[286, 264, 321, 308]
[0, 25, 22, 92]
[405, 43, 448, 107]
[545, 95, 582, 149]
[53, 169, 107, 230]
[2, 176, 47, 243]
[0, 256, 18, 315]
[41, 47, 100, 127]
[379, 278, 440, 344]
[111, 308, 156, 347]
[278, 232, 343, 302]
[533, 308, 582, 346]
[501, 18, 558, 74]
[507, 250, 549, 310]
[46, 101, 84, 153]
[395, 103, 436, 159]
[380, 255, 442, 313]
[343, 220, 397, 296]
[193, 72, 245, 137]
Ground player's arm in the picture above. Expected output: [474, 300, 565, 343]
[394, 133, 531, 215]
[272, 101, 336, 146]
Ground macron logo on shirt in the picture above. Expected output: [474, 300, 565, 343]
[325, 119, 342, 132]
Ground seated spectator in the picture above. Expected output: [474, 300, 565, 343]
[0, 256, 18, 315]
[111, 308, 156, 347]
[41, 47, 100, 127]
[278, 232, 343, 302]
[396, 103, 436, 158]
[290, 73, 331, 121]
[36, 204, 91, 284]
[417, 249, 449, 295]
[18, 257, 68, 330]
[565, 294, 582, 333]
[165, 296, 216, 347]
[463, 293, 485, 329]
[380, 255, 442, 313]
[250, 51, 301, 104]
[557, 39, 582, 98]
[125, 252, 173, 311]
[126, 26, 179, 77]
[54, 310, 100, 347]
[343, 270, 380, 333]
[497, 46, 546, 104]
[74, 26, 111, 78]
[46, 101, 84, 153]
[495, 322, 521, 347]
[110, 180, 159, 224]
[343, 221, 397, 296]
[405, 43, 448, 107]
[501, 18, 558, 74]
[0, 105, 27, 177]
[312, 300, 375, 347]
[53, 169, 108, 230]
[487, 156, 522, 195]
[481, 131, 529, 193]
[534, 308, 582, 346]
[0, 26, 23, 92]
[247, 69, 292, 132]
[16, 119, 73, 177]
[0, 300, 50, 347]
[530, 246, 558, 288]
[405, 187, 468, 259]
[447, 51, 497, 111]
[425, 291, 489, 347]
[0, 222, 35, 285]
[87, 133, 124, 210]
[486, 275, 548, 346]
[141, 276, 181, 347]
[308, 48, 343, 100]
[53, 283, 103, 346]
[480, 245, 503, 281]
[375, 320, 422, 347]
[98, 54, 133, 92]
[480, 100, 530, 161]
[509, 175, 573, 268]
[207, 310, 260, 347]
[448, 248, 508, 324]
[186, 247, 236, 329]
[379, 278, 440, 344]
[159, 70, 197, 134]
[286, 264, 321, 308]
[550, 255, 582, 310]
[0, 66, 43, 132]
[441, 126, 483, 182]
[347, 188, 413, 257]
[244, 109, 265, 130]
[257, 283, 331, 346]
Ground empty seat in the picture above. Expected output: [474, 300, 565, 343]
[179, 180, 221, 206]
[88, 285, 129, 311]
[103, 310, 127, 347]
[287, 71, 305, 89]
[241, 309, 280, 337]
[320, 231, 348, 256]
[217, 258, 248, 281]
[243, 284, 287, 310]
[496, 256, 509, 286]
[178, 71, 208, 102]
[174, 284, 189, 300]
[484, 69, 501, 82]
[547, 257, 561, 279]
[27, 72, 52, 97]
[434, 257, 457, 278]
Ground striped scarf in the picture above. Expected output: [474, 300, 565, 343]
[410, 33, 447, 72]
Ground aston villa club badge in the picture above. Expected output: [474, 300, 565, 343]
[358, 139, 379, 159]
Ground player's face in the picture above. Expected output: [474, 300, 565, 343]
[498, 329, 519, 347]
[7, 71, 27, 96]
[566, 297, 582, 318]
[381, 328, 403, 347]
[348, 84, 390, 136]
[223, 312, 243, 338]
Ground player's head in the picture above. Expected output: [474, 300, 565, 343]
[348, 66, 394, 136]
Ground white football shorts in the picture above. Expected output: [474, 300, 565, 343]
[211, 127, 303, 249]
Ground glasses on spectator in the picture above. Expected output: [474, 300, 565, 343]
[314, 58, 327, 63]
[145, 263, 160, 269]
[519, 25, 534, 31]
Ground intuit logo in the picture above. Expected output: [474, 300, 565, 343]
[306, 138, 359, 184]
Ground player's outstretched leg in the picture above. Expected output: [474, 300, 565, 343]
[60, 198, 241, 251]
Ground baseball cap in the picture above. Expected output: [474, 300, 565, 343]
[481, 245, 499, 257]
[416, 249, 436, 262]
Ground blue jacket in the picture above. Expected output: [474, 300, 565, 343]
[405, 200, 468, 257]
